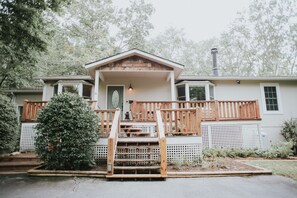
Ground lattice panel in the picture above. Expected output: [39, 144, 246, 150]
[211, 125, 243, 148]
[242, 125, 260, 148]
[167, 144, 202, 162]
[94, 145, 107, 160]
[20, 123, 37, 151]
[201, 125, 209, 148]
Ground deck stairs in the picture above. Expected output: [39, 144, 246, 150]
[106, 124, 164, 179]
[0, 153, 41, 173]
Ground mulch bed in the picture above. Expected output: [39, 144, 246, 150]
[167, 158, 263, 172]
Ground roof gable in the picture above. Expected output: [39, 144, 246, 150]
[85, 49, 184, 77]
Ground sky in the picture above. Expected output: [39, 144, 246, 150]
[114, 0, 253, 42]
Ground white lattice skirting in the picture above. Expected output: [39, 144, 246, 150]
[20, 122, 263, 160]
[201, 122, 263, 149]
[94, 137, 202, 162]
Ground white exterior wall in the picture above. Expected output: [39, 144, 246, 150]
[42, 83, 54, 101]
[97, 77, 171, 113]
[14, 93, 42, 106]
[213, 80, 297, 145]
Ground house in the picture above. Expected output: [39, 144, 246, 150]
[10, 49, 297, 178]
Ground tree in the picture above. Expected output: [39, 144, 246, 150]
[146, 28, 217, 75]
[0, 0, 70, 89]
[219, 0, 297, 76]
[36, 0, 154, 76]
[35, 93, 98, 170]
[0, 94, 18, 154]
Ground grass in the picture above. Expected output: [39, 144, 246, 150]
[246, 160, 297, 181]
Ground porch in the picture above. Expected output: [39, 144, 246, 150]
[20, 99, 262, 178]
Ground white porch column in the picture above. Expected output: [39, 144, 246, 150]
[58, 83, 63, 94]
[78, 83, 83, 96]
[93, 70, 100, 109]
[185, 83, 190, 101]
[170, 71, 176, 108]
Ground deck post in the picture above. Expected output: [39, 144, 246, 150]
[93, 70, 100, 109]
[170, 71, 176, 108]
[22, 100, 29, 122]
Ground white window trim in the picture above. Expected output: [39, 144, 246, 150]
[260, 83, 283, 114]
[176, 81, 215, 101]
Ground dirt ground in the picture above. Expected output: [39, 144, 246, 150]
[167, 158, 262, 172]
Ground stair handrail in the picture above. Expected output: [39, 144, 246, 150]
[156, 109, 167, 177]
[107, 108, 121, 175]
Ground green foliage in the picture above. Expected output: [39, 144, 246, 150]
[0, 0, 70, 89]
[0, 94, 18, 154]
[36, 0, 154, 77]
[281, 119, 297, 154]
[203, 142, 293, 159]
[35, 93, 98, 170]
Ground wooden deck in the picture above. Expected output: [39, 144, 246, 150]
[21, 100, 261, 123]
[130, 100, 261, 122]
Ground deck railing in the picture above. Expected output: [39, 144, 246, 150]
[107, 108, 121, 175]
[94, 109, 116, 137]
[22, 100, 48, 122]
[131, 100, 261, 122]
[160, 108, 202, 136]
[156, 110, 167, 177]
[21, 100, 97, 122]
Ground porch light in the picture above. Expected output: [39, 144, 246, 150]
[128, 83, 133, 91]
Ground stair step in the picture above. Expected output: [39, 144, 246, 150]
[0, 161, 41, 172]
[114, 159, 159, 163]
[106, 174, 164, 179]
[114, 166, 160, 170]
[116, 152, 159, 155]
[117, 146, 159, 150]
[118, 138, 158, 143]
[0, 156, 39, 162]
[0, 161, 41, 167]
[123, 127, 142, 130]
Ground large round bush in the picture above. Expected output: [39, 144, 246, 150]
[35, 93, 98, 170]
[0, 94, 18, 154]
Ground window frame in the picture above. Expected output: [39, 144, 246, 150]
[260, 83, 283, 114]
[176, 81, 215, 101]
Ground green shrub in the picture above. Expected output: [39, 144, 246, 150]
[35, 93, 98, 170]
[0, 94, 18, 154]
[203, 141, 293, 159]
[281, 119, 297, 154]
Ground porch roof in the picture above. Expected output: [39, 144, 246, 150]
[84, 49, 184, 78]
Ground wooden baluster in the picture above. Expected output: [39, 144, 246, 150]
[185, 110, 190, 135]
[214, 100, 219, 121]
[101, 112, 105, 137]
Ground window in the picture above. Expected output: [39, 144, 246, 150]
[177, 85, 186, 101]
[260, 83, 282, 114]
[54, 84, 58, 95]
[83, 84, 92, 99]
[62, 85, 79, 94]
[176, 81, 215, 101]
[189, 87, 205, 100]
[264, 86, 278, 111]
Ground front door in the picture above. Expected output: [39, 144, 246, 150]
[107, 86, 124, 114]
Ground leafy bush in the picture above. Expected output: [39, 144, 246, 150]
[35, 93, 98, 170]
[203, 141, 293, 159]
[0, 94, 18, 154]
[281, 119, 297, 154]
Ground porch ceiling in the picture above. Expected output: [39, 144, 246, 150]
[100, 71, 170, 81]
